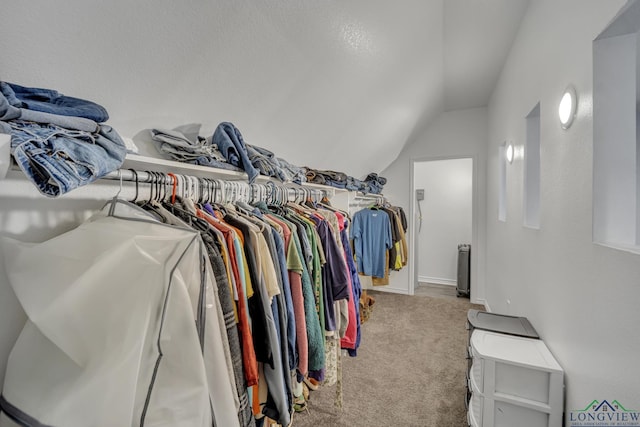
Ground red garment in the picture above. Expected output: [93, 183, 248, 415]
[340, 270, 357, 350]
[337, 211, 358, 349]
[335, 211, 346, 232]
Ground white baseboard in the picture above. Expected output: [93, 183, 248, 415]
[368, 286, 410, 295]
[418, 275, 457, 286]
[479, 299, 491, 312]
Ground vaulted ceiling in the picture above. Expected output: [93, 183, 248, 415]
[1, 0, 528, 178]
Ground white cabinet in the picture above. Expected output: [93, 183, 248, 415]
[467, 330, 563, 427]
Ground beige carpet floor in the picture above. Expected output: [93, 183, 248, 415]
[291, 291, 483, 427]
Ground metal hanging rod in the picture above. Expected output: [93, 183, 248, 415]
[100, 168, 328, 205]
[350, 193, 386, 203]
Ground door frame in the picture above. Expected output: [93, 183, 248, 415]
[408, 155, 477, 298]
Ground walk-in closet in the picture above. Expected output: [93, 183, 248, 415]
[3, 1, 640, 426]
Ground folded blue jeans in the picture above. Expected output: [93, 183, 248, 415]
[327, 180, 347, 189]
[1, 82, 109, 123]
[1, 91, 98, 133]
[7, 120, 126, 197]
[345, 177, 361, 191]
[367, 180, 385, 194]
[0, 89, 99, 132]
[365, 172, 387, 186]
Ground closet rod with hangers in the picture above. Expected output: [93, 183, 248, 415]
[350, 194, 386, 203]
[100, 167, 330, 204]
[351, 193, 385, 199]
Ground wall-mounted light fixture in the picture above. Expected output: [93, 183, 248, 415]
[558, 85, 577, 129]
[506, 143, 514, 164]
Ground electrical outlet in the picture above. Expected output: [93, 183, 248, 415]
[416, 189, 424, 201]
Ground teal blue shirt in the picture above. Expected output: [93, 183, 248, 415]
[350, 208, 392, 278]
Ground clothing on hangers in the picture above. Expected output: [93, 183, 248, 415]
[1, 166, 370, 427]
[0, 199, 240, 427]
[350, 207, 393, 278]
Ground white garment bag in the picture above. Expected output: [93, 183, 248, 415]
[0, 200, 240, 427]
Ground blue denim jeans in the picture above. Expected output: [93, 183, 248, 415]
[367, 182, 383, 194]
[327, 179, 347, 189]
[1, 82, 109, 122]
[361, 173, 386, 194]
[246, 144, 288, 181]
[1, 89, 98, 132]
[345, 176, 361, 191]
[277, 157, 306, 184]
[7, 120, 126, 197]
[366, 172, 387, 186]
[212, 122, 259, 183]
[0, 92, 21, 121]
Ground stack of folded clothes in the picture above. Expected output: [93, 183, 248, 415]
[148, 120, 387, 194]
[153, 121, 310, 185]
[0, 81, 127, 197]
[362, 173, 387, 194]
[304, 167, 387, 194]
[0, 79, 387, 196]
[304, 168, 348, 188]
[150, 123, 243, 173]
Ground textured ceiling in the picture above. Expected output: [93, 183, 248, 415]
[444, 0, 530, 111]
[1, 0, 528, 179]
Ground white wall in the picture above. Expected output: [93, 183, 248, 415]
[0, 1, 443, 179]
[381, 107, 487, 302]
[485, 0, 640, 421]
[414, 158, 472, 285]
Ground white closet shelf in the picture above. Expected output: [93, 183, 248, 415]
[122, 154, 344, 195]
[2, 150, 348, 197]
[123, 154, 248, 179]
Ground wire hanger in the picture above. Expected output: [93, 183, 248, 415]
[107, 169, 124, 216]
[128, 169, 139, 202]
[155, 172, 164, 203]
[113, 169, 123, 199]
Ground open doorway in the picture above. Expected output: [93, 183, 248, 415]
[412, 157, 473, 298]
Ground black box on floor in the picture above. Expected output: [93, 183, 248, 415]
[466, 309, 539, 341]
[456, 244, 471, 297]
